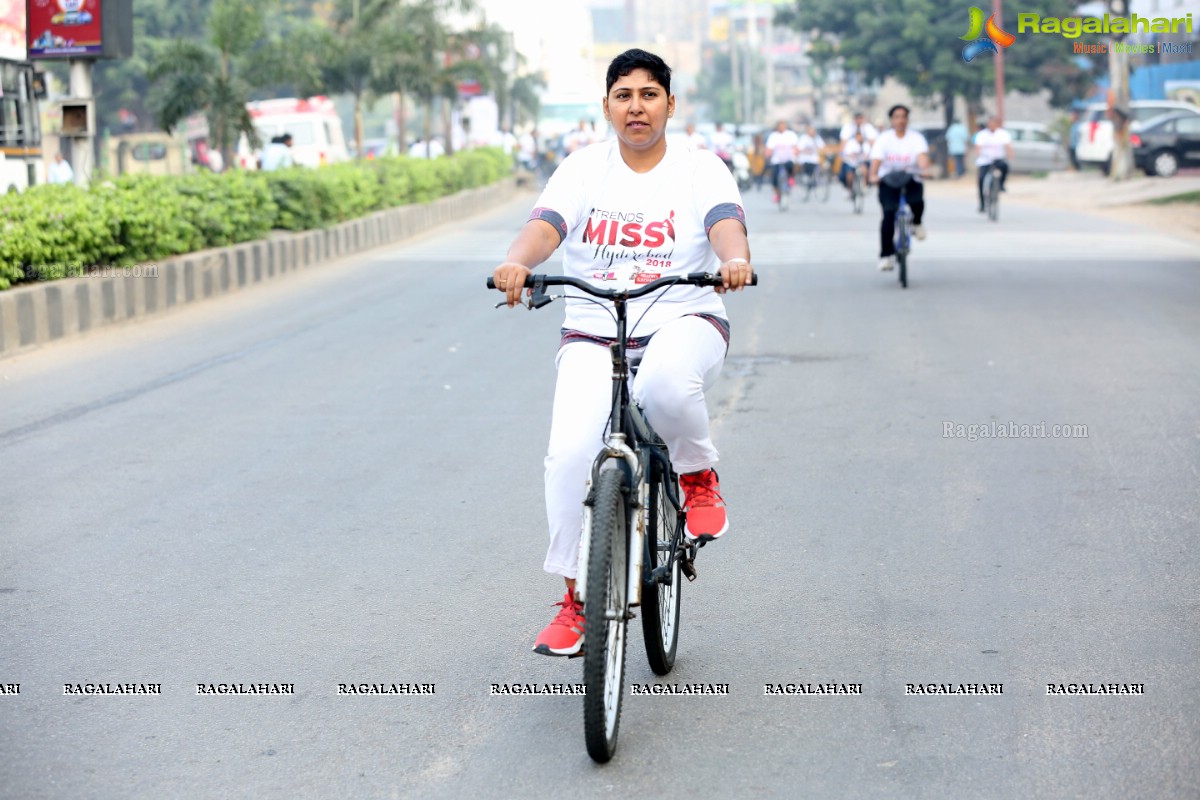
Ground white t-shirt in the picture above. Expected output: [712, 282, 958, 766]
[840, 139, 871, 166]
[870, 129, 929, 181]
[974, 128, 1012, 166]
[796, 133, 823, 164]
[529, 139, 744, 338]
[840, 121, 879, 143]
[710, 129, 735, 157]
[686, 131, 708, 150]
[518, 132, 537, 164]
[765, 129, 799, 164]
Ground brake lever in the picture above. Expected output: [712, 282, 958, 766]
[493, 291, 563, 310]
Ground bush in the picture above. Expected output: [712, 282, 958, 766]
[0, 147, 508, 289]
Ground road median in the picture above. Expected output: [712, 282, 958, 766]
[0, 176, 520, 359]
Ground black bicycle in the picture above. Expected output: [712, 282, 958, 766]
[849, 164, 866, 214]
[982, 160, 1005, 222]
[487, 270, 756, 763]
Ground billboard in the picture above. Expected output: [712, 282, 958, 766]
[26, 0, 102, 58]
[1, 0, 26, 60]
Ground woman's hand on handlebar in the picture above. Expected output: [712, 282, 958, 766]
[717, 258, 754, 294]
[493, 262, 532, 308]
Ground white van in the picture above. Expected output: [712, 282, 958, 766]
[244, 97, 350, 168]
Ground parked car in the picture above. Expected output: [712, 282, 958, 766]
[1074, 100, 1200, 173]
[1004, 121, 1066, 172]
[1131, 112, 1200, 177]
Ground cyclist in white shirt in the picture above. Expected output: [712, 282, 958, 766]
[868, 104, 931, 271]
[839, 130, 871, 193]
[491, 48, 753, 657]
[972, 116, 1013, 212]
[839, 111, 879, 146]
[764, 119, 799, 204]
[710, 122, 735, 169]
[685, 122, 708, 150]
[797, 124, 824, 189]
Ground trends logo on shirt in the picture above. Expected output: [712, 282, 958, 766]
[583, 209, 676, 249]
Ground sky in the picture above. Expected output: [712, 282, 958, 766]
[473, 0, 599, 97]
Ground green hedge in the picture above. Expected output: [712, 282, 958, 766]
[0, 147, 512, 290]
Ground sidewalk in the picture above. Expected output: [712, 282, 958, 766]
[925, 170, 1200, 244]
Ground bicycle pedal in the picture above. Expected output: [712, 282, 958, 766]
[681, 560, 698, 582]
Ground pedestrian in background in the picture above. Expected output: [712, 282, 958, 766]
[261, 133, 294, 171]
[945, 118, 968, 178]
[48, 151, 74, 184]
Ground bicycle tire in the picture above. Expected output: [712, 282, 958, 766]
[818, 171, 831, 202]
[582, 468, 629, 763]
[853, 177, 864, 214]
[987, 173, 999, 222]
[898, 248, 907, 288]
[639, 458, 681, 676]
[896, 213, 909, 289]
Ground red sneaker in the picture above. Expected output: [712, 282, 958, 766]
[532, 591, 584, 656]
[681, 469, 728, 542]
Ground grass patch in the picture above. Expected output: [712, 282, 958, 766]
[1149, 190, 1200, 205]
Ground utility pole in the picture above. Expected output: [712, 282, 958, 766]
[745, 0, 757, 128]
[67, 59, 95, 186]
[730, 27, 741, 126]
[765, 7, 774, 122]
[1107, 0, 1133, 180]
[993, 0, 1005, 124]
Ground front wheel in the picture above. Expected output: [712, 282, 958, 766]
[582, 468, 629, 763]
[640, 461, 681, 675]
[987, 174, 1000, 222]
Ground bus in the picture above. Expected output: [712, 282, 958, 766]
[0, 59, 44, 191]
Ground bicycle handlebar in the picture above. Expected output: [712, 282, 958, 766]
[486, 271, 758, 300]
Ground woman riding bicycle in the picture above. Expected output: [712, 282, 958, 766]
[839, 130, 871, 195]
[491, 48, 754, 657]
[868, 104, 931, 272]
[972, 116, 1013, 213]
[765, 119, 799, 205]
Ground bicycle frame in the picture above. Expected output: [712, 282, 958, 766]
[488, 272, 751, 608]
[895, 193, 912, 253]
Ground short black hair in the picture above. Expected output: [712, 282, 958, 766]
[888, 104, 910, 119]
[606, 48, 671, 95]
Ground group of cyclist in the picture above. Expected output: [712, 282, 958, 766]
[761, 107, 1014, 270]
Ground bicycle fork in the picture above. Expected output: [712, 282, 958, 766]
[576, 439, 645, 617]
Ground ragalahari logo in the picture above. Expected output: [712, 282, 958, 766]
[961, 6, 1016, 62]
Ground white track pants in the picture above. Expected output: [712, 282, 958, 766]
[542, 316, 726, 578]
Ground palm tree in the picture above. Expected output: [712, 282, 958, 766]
[147, 0, 269, 169]
[370, 0, 481, 157]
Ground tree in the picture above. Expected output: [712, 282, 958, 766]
[691, 45, 768, 125]
[147, 0, 274, 169]
[510, 71, 546, 130]
[369, 0, 483, 156]
[777, 0, 1098, 130]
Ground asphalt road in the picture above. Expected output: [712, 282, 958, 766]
[1, 174, 1198, 799]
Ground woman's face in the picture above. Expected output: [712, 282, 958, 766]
[604, 69, 674, 153]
